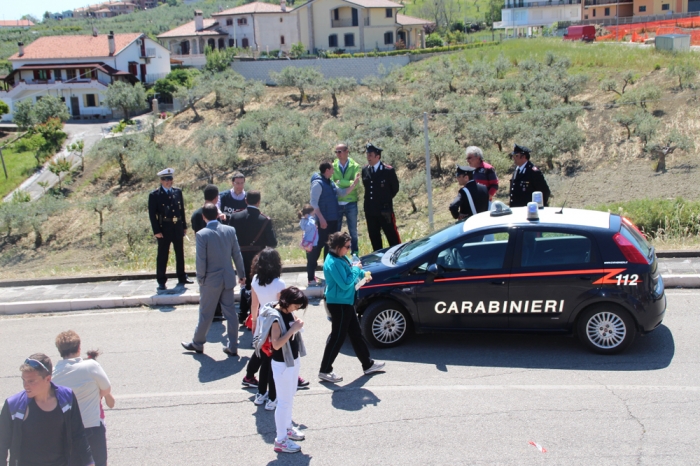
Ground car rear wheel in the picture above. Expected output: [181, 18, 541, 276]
[577, 304, 637, 354]
[361, 300, 412, 348]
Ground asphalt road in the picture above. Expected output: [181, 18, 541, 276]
[1, 292, 698, 465]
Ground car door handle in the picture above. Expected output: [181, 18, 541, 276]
[491, 280, 506, 285]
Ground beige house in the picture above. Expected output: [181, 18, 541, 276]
[158, 0, 430, 62]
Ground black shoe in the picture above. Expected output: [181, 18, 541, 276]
[157, 284, 167, 291]
[179, 277, 194, 285]
[223, 347, 238, 357]
[181, 342, 203, 354]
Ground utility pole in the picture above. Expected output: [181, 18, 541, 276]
[0, 147, 7, 179]
[423, 112, 434, 231]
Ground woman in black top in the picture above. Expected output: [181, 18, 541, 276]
[269, 287, 308, 454]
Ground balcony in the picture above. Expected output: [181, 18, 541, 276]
[140, 47, 156, 58]
[584, 0, 632, 5]
[505, 0, 581, 8]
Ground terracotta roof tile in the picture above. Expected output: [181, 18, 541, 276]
[157, 19, 226, 38]
[8, 33, 142, 60]
[0, 20, 35, 27]
[396, 13, 432, 25]
[213, 2, 287, 15]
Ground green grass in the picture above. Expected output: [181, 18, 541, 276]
[0, 146, 37, 198]
[401, 0, 491, 24]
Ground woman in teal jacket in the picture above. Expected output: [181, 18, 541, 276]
[318, 232, 386, 384]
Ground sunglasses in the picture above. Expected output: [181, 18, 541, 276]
[161, 176, 173, 181]
[25, 358, 49, 372]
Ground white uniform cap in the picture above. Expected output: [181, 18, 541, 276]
[157, 168, 175, 177]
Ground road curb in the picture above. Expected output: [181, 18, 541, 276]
[662, 275, 700, 288]
[0, 286, 325, 315]
[656, 250, 700, 258]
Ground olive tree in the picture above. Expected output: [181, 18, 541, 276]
[270, 66, 323, 105]
[322, 77, 357, 117]
[104, 81, 147, 121]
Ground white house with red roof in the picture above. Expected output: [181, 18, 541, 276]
[157, 1, 430, 64]
[0, 32, 170, 122]
[0, 20, 35, 29]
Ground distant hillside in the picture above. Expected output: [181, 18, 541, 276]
[0, 0, 226, 69]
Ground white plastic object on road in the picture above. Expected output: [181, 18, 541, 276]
[528, 441, 547, 453]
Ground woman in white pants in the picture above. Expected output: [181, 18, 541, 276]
[268, 287, 308, 453]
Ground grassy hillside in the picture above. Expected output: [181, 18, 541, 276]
[2, 38, 700, 279]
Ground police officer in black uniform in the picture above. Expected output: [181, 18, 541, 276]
[362, 143, 401, 252]
[218, 171, 248, 222]
[148, 168, 191, 291]
[449, 165, 489, 222]
[228, 191, 277, 325]
[509, 144, 551, 208]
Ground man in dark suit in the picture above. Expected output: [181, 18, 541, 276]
[509, 144, 551, 208]
[148, 168, 191, 291]
[362, 143, 400, 252]
[182, 203, 246, 356]
[228, 191, 277, 325]
[449, 165, 489, 222]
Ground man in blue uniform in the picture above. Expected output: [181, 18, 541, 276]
[449, 165, 489, 222]
[218, 171, 247, 222]
[148, 168, 191, 291]
[509, 144, 551, 208]
[362, 143, 400, 252]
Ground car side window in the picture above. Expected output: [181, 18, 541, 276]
[521, 231, 592, 267]
[436, 232, 509, 272]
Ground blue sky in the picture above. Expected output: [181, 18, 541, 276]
[2, 0, 98, 21]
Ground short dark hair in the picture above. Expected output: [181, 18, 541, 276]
[251, 247, 282, 286]
[231, 171, 245, 181]
[328, 231, 351, 250]
[202, 203, 218, 221]
[278, 286, 308, 310]
[319, 161, 333, 173]
[55, 330, 81, 357]
[246, 191, 261, 205]
[203, 184, 219, 202]
[20, 353, 52, 378]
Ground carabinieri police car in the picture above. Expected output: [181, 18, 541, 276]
[356, 202, 666, 354]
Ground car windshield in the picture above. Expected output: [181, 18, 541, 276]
[394, 223, 463, 264]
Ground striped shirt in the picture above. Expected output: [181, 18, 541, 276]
[473, 161, 499, 200]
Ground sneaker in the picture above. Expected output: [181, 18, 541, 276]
[253, 392, 268, 405]
[318, 372, 343, 383]
[364, 360, 386, 375]
[265, 399, 277, 411]
[274, 438, 301, 453]
[242, 376, 259, 388]
[297, 377, 310, 388]
[287, 426, 305, 441]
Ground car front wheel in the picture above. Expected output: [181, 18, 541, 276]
[361, 300, 412, 348]
[577, 304, 637, 354]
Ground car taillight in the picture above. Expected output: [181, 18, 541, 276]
[613, 232, 648, 264]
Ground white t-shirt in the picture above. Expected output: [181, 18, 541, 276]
[252, 275, 286, 310]
[52, 357, 111, 428]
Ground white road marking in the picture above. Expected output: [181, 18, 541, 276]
[117, 384, 700, 400]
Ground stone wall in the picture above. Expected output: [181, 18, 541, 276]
[231, 55, 410, 84]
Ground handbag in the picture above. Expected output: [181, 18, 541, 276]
[300, 227, 317, 252]
[261, 338, 273, 357]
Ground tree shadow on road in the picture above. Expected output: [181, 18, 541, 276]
[346, 325, 675, 372]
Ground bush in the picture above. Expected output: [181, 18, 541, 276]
[593, 198, 700, 239]
[426, 33, 444, 48]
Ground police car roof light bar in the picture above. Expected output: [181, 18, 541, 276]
[490, 201, 512, 217]
[526, 202, 539, 221]
[532, 191, 544, 209]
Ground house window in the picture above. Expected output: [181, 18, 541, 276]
[229, 38, 235, 47]
[662, 3, 670, 9]
[66, 69, 76, 80]
[344, 33, 354, 47]
[592, 9, 596, 16]
[329, 34, 338, 47]
[85, 94, 97, 107]
[226, 19, 233, 25]
[281, 35, 285, 45]
[54, 69, 62, 81]
[334, 8, 339, 20]
[385, 8, 392, 17]
[639, 5, 646, 11]
[604, 7, 610, 15]
[384, 31, 393, 44]
[237, 18, 247, 25]
[280, 17, 283, 22]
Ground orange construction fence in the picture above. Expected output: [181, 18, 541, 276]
[596, 17, 700, 44]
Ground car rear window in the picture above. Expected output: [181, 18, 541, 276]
[620, 223, 652, 259]
[521, 231, 593, 267]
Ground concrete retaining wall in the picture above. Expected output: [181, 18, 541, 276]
[231, 55, 410, 84]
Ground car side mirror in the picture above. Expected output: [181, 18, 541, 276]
[426, 263, 439, 283]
